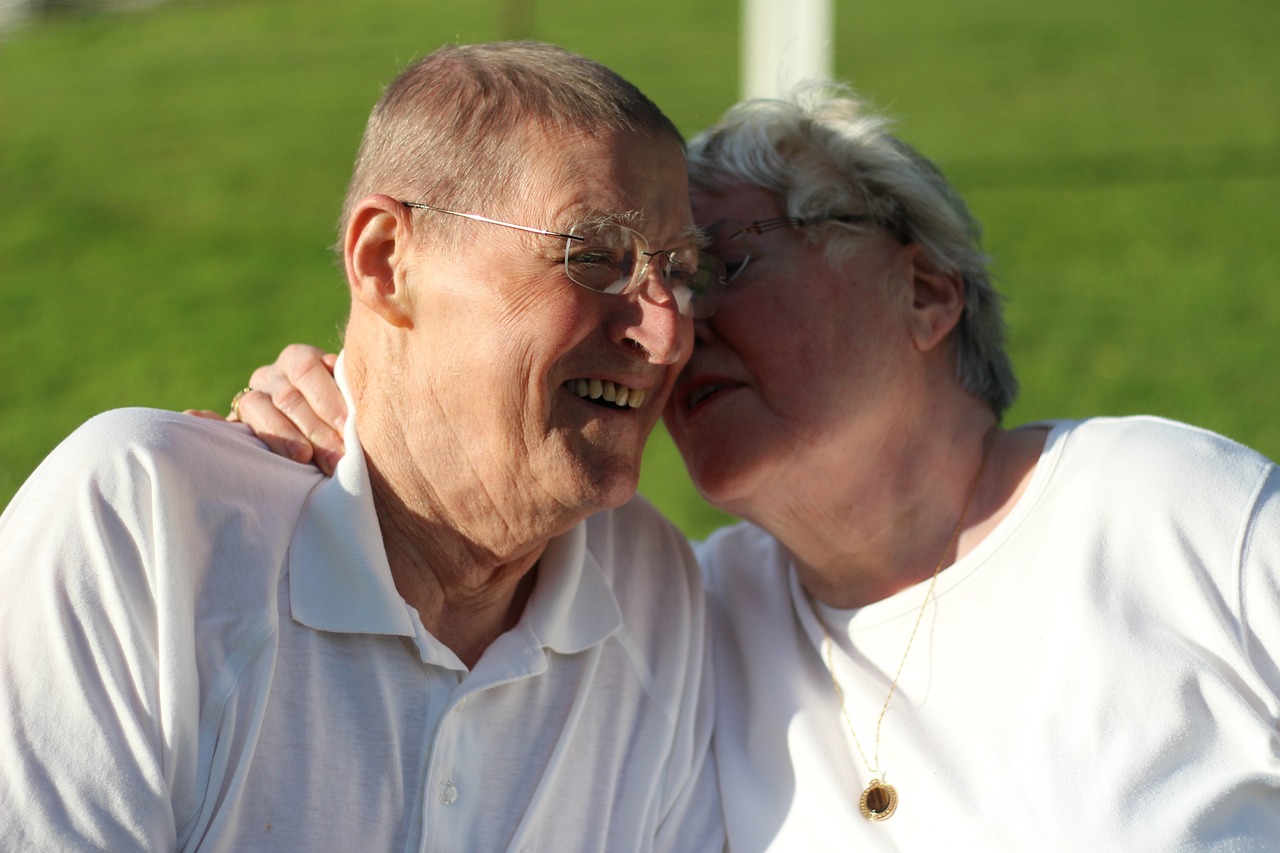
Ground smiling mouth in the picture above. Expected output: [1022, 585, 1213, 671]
[565, 378, 647, 410]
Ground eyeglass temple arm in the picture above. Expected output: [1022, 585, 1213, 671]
[739, 214, 878, 235]
[400, 202, 582, 242]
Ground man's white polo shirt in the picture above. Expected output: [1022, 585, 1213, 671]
[0, 376, 721, 850]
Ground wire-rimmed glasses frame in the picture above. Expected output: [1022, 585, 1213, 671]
[399, 201, 726, 318]
[720, 214, 902, 284]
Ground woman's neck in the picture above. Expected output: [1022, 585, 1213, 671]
[748, 409, 1043, 609]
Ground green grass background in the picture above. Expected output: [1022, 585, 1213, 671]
[2, 0, 1277, 538]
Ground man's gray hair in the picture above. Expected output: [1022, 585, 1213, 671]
[340, 41, 683, 241]
[687, 84, 1018, 418]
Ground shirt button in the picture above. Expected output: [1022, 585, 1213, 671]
[439, 781, 458, 805]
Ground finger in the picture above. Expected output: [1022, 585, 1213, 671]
[233, 391, 327, 472]
[226, 386, 256, 423]
[247, 346, 346, 434]
[184, 409, 229, 421]
[244, 344, 328, 403]
[259, 384, 345, 476]
[246, 362, 293, 401]
[275, 344, 347, 433]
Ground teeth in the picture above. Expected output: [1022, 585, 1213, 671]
[565, 379, 646, 409]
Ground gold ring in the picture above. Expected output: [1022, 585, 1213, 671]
[229, 387, 253, 420]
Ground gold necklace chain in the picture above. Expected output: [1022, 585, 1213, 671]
[819, 429, 993, 821]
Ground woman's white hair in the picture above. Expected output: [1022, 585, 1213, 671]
[687, 83, 1018, 417]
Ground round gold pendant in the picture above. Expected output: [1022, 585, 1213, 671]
[859, 780, 898, 821]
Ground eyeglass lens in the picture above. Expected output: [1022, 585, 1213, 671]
[565, 222, 725, 319]
[564, 222, 644, 295]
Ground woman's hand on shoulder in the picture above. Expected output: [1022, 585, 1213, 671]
[186, 344, 347, 475]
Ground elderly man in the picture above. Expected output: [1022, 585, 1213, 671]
[0, 43, 725, 851]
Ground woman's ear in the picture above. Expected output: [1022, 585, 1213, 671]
[903, 245, 964, 353]
[344, 194, 415, 329]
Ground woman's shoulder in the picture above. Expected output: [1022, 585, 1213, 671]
[1032, 416, 1277, 540]
[1054, 415, 1274, 483]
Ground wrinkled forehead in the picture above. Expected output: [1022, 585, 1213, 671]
[515, 126, 695, 240]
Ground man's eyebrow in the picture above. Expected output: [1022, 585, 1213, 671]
[679, 225, 710, 248]
[570, 210, 643, 230]
[695, 220, 732, 243]
[568, 212, 707, 247]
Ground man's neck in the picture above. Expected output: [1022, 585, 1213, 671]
[367, 455, 548, 669]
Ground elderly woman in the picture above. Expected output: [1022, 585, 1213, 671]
[226, 87, 1280, 849]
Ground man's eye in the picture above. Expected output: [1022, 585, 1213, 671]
[664, 260, 694, 287]
[568, 248, 622, 268]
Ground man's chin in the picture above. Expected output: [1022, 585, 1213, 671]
[541, 429, 647, 512]
[570, 455, 643, 513]
[585, 465, 642, 511]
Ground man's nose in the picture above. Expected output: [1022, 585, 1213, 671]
[613, 264, 691, 366]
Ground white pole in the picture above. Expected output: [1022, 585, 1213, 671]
[741, 0, 833, 99]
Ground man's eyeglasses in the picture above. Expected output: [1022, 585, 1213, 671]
[400, 201, 727, 319]
[720, 214, 900, 283]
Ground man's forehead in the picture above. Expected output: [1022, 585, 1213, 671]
[518, 128, 690, 219]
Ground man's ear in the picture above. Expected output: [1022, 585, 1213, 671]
[344, 194, 415, 329]
[904, 245, 964, 353]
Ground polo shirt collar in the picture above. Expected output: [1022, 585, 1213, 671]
[522, 519, 622, 655]
[287, 355, 414, 637]
[286, 353, 622, 656]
